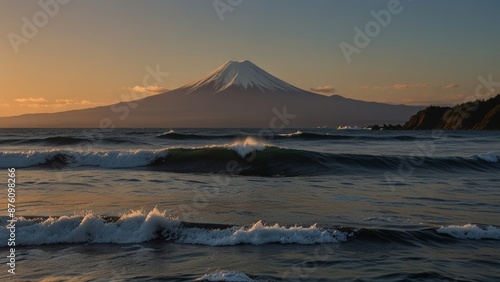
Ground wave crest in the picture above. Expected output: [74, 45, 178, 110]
[2, 210, 498, 247]
[0, 209, 346, 247]
[437, 224, 500, 239]
[0, 147, 498, 176]
[473, 152, 499, 163]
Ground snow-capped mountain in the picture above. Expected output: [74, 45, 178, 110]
[182, 60, 302, 93]
[0, 60, 423, 127]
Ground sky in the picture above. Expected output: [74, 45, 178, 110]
[1, 0, 499, 117]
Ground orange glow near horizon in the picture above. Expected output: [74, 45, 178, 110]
[1, 1, 498, 117]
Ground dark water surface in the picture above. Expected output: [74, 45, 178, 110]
[0, 128, 499, 281]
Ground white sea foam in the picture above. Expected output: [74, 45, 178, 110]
[227, 137, 267, 158]
[278, 130, 302, 137]
[0, 209, 347, 247]
[0, 139, 271, 168]
[473, 152, 499, 163]
[337, 125, 363, 130]
[195, 270, 254, 282]
[437, 224, 500, 239]
[177, 220, 347, 246]
[158, 129, 175, 136]
[0, 208, 180, 246]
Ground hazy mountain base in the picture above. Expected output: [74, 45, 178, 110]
[403, 94, 500, 130]
[0, 91, 420, 128]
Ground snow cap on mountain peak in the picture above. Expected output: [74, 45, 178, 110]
[184, 60, 302, 93]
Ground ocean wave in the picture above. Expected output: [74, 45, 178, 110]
[176, 220, 346, 246]
[437, 224, 500, 239]
[0, 149, 168, 168]
[0, 136, 90, 146]
[0, 136, 140, 146]
[275, 131, 430, 141]
[151, 149, 500, 176]
[227, 137, 267, 157]
[276, 131, 352, 140]
[0, 141, 498, 176]
[2, 209, 497, 247]
[473, 152, 499, 163]
[0, 208, 348, 247]
[157, 130, 238, 140]
[157, 130, 432, 142]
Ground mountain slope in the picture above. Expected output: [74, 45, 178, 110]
[0, 61, 422, 128]
[181, 60, 303, 94]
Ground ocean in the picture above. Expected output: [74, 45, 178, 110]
[0, 128, 499, 281]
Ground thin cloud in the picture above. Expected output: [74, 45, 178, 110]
[16, 98, 99, 108]
[361, 83, 460, 90]
[129, 85, 169, 94]
[55, 99, 92, 105]
[0, 103, 9, 107]
[14, 97, 49, 103]
[393, 83, 433, 90]
[310, 85, 337, 94]
[443, 83, 460, 89]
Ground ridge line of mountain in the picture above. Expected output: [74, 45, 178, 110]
[0, 60, 423, 128]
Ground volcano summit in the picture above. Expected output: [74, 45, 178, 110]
[0, 60, 422, 128]
[182, 60, 303, 93]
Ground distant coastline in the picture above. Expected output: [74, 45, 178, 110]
[368, 94, 500, 130]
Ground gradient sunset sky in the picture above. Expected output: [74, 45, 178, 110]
[1, 0, 499, 117]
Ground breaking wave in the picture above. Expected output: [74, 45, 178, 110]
[0, 139, 498, 176]
[1, 208, 497, 247]
[1, 137, 499, 176]
[437, 224, 500, 239]
[0, 208, 348, 247]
